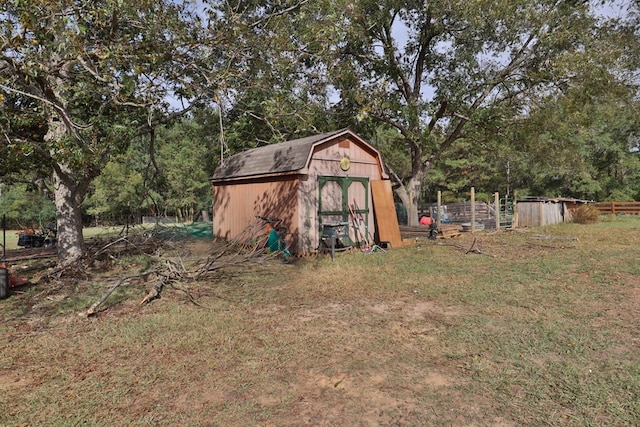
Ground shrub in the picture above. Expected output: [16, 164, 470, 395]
[572, 204, 600, 224]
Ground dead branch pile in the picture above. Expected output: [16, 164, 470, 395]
[83, 220, 282, 316]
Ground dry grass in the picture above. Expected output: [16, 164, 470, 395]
[573, 204, 601, 224]
[1, 216, 639, 426]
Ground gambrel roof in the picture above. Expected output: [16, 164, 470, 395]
[211, 128, 381, 183]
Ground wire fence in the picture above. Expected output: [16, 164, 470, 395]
[397, 190, 515, 231]
[418, 199, 514, 230]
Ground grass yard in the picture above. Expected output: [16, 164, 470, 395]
[1, 216, 639, 426]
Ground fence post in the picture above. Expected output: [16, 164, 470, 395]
[437, 191, 442, 229]
[495, 192, 500, 230]
[471, 187, 476, 233]
[513, 190, 518, 228]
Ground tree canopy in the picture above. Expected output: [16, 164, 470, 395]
[0, 0, 227, 264]
[210, 0, 639, 222]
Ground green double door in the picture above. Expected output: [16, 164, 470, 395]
[318, 176, 369, 245]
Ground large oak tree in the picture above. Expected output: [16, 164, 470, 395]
[0, 0, 224, 265]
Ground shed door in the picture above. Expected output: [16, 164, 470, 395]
[318, 176, 369, 244]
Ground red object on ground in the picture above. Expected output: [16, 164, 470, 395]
[419, 216, 433, 226]
[0, 263, 28, 288]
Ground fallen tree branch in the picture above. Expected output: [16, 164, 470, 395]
[440, 237, 496, 257]
[465, 237, 495, 257]
[93, 236, 131, 257]
[139, 259, 184, 305]
[170, 282, 208, 308]
[465, 237, 478, 254]
[84, 220, 285, 314]
[140, 280, 164, 305]
[86, 269, 156, 316]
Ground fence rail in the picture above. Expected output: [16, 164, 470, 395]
[593, 202, 640, 215]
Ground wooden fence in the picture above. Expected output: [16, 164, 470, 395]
[593, 202, 640, 215]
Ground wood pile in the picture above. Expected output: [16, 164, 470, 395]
[438, 224, 463, 239]
[399, 224, 462, 240]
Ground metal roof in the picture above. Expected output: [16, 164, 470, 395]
[211, 128, 370, 182]
[517, 196, 593, 203]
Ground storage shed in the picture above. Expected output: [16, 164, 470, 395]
[515, 196, 590, 227]
[210, 129, 389, 255]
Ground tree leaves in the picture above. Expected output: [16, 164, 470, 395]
[0, 0, 235, 264]
[263, 0, 640, 221]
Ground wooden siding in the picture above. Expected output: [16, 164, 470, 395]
[516, 201, 568, 227]
[308, 137, 383, 176]
[371, 180, 403, 247]
[297, 174, 318, 254]
[294, 138, 383, 253]
[213, 177, 300, 250]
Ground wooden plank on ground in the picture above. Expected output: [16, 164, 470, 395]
[439, 224, 463, 239]
[439, 229, 462, 239]
[370, 180, 403, 248]
[399, 224, 462, 239]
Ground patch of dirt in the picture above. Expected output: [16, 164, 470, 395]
[366, 298, 466, 318]
[0, 373, 34, 391]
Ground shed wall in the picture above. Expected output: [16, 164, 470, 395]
[517, 202, 565, 227]
[310, 136, 383, 176]
[297, 138, 383, 253]
[213, 177, 300, 250]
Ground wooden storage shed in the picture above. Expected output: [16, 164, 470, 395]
[515, 196, 590, 227]
[210, 129, 390, 255]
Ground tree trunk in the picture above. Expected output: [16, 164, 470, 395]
[53, 165, 87, 266]
[394, 173, 424, 226]
[46, 116, 90, 267]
